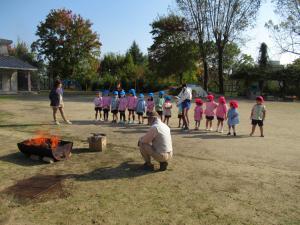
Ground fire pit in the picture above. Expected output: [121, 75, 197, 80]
[17, 134, 73, 162]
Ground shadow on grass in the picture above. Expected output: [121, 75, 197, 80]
[0, 123, 50, 128]
[74, 161, 153, 181]
[72, 148, 101, 154]
[0, 152, 45, 166]
[183, 134, 249, 139]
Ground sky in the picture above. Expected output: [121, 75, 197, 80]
[0, 0, 298, 65]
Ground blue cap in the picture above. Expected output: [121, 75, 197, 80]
[113, 91, 118, 95]
[165, 95, 171, 101]
[159, 91, 165, 96]
[129, 89, 136, 96]
[148, 92, 154, 97]
[120, 90, 125, 96]
[139, 93, 144, 98]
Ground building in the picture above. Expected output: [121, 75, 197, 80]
[0, 38, 37, 94]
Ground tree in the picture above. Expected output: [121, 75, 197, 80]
[176, 0, 211, 91]
[127, 41, 145, 65]
[148, 14, 198, 84]
[266, 0, 300, 55]
[205, 0, 261, 94]
[32, 8, 101, 87]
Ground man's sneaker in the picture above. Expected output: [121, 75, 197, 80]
[65, 120, 72, 124]
[234, 132, 237, 136]
[54, 120, 60, 125]
[139, 163, 154, 171]
[227, 132, 231, 135]
[159, 162, 168, 171]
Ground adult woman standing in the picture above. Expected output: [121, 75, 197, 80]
[178, 84, 192, 131]
[49, 80, 72, 125]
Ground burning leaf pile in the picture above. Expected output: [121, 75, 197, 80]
[24, 131, 60, 149]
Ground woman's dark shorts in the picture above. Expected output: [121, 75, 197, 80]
[182, 100, 191, 110]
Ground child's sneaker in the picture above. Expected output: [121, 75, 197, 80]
[54, 120, 60, 125]
[234, 132, 237, 136]
[219, 129, 223, 133]
[210, 127, 213, 131]
[99, 119, 104, 122]
[215, 129, 219, 132]
[227, 132, 231, 135]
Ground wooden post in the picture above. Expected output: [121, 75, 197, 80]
[27, 71, 31, 92]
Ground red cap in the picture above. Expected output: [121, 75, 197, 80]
[256, 96, 264, 102]
[195, 98, 203, 105]
[230, 100, 238, 109]
[207, 95, 214, 101]
[218, 96, 226, 104]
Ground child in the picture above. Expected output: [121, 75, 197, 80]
[227, 100, 239, 136]
[194, 98, 203, 130]
[127, 89, 137, 124]
[118, 90, 128, 124]
[102, 90, 111, 122]
[111, 91, 119, 123]
[146, 93, 155, 124]
[175, 96, 183, 128]
[93, 91, 103, 121]
[156, 91, 165, 120]
[136, 94, 146, 124]
[163, 96, 172, 126]
[250, 96, 266, 137]
[215, 96, 228, 133]
[205, 95, 218, 131]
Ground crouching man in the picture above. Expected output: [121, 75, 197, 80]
[138, 111, 173, 171]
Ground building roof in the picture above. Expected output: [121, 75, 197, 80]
[0, 38, 13, 45]
[0, 56, 37, 71]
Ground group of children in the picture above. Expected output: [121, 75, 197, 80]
[93, 89, 266, 137]
[191, 95, 266, 137]
[93, 89, 172, 125]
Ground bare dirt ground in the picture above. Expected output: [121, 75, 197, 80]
[0, 95, 299, 225]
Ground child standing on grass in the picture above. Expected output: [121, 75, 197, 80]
[205, 95, 218, 131]
[227, 100, 239, 136]
[93, 92, 103, 121]
[146, 93, 155, 124]
[156, 91, 165, 120]
[250, 96, 266, 137]
[102, 90, 111, 122]
[127, 89, 137, 124]
[118, 90, 128, 124]
[194, 98, 203, 130]
[163, 96, 172, 126]
[111, 91, 120, 123]
[215, 96, 228, 133]
[136, 94, 146, 124]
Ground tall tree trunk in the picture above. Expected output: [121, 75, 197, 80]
[179, 72, 183, 84]
[203, 59, 209, 92]
[217, 46, 224, 94]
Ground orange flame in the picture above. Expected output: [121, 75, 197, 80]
[24, 131, 60, 149]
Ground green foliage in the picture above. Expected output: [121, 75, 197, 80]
[127, 41, 146, 65]
[32, 8, 101, 87]
[148, 14, 198, 84]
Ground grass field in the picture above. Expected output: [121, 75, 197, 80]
[0, 95, 299, 225]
